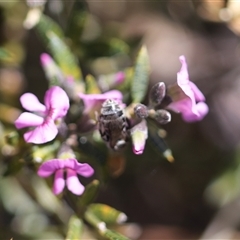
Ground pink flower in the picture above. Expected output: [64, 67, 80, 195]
[37, 158, 94, 195]
[79, 90, 123, 114]
[15, 86, 69, 144]
[167, 55, 209, 122]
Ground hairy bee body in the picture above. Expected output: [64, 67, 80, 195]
[98, 99, 130, 150]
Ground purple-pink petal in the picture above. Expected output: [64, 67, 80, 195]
[79, 90, 123, 113]
[66, 169, 85, 195]
[44, 86, 70, 119]
[74, 161, 94, 177]
[115, 72, 125, 84]
[15, 112, 44, 129]
[53, 158, 77, 169]
[167, 98, 192, 115]
[40, 53, 53, 67]
[189, 81, 205, 102]
[37, 159, 63, 177]
[38, 158, 94, 176]
[53, 169, 65, 195]
[20, 93, 46, 113]
[177, 55, 189, 85]
[102, 90, 123, 100]
[182, 102, 209, 122]
[177, 56, 195, 103]
[23, 119, 58, 144]
[167, 55, 208, 122]
[38, 158, 94, 196]
[49, 158, 94, 177]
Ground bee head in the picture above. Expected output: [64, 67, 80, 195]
[101, 99, 122, 115]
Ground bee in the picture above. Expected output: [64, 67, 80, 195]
[98, 99, 130, 150]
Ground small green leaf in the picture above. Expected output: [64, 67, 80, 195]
[5, 131, 19, 146]
[84, 209, 129, 240]
[84, 208, 106, 231]
[47, 31, 82, 81]
[148, 121, 174, 162]
[131, 46, 150, 103]
[205, 166, 240, 207]
[102, 229, 130, 240]
[65, 1, 87, 45]
[66, 215, 83, 240]
[32, 141, 61, 163]
[88, 204, 127, 225]
[78, 180, 100, 208]
[0, 47, 13, 61]
[85, 74, 101, 94]
[40, 53, 65, 87]
[109, 38, 130, 55]
[33, 12, 83, 83]
[35, 13, 64, 45]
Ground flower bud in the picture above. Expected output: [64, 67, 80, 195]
[149, 82, 166, 106]
[134, 104, 149, 119]
[154, 109, 171, 124]
[131, 119, 148, 155]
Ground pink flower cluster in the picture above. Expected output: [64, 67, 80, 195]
[14, 54, 209, 195]
[15, 86, 94, 196]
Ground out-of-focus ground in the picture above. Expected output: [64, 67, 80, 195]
[2, 0, 240, 239]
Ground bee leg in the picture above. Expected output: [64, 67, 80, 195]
[99, 128, 110, 142]
[114, 140, 126, 150]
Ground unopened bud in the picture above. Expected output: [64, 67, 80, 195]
[131, 119, 148, 155]
[149, 82, 166, 106]
[134, 104, 149, 119]
[154, 109, 171, 124]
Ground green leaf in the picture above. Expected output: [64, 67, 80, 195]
[131, 46, 150, 103]
[85, 74, 101, 94]
[84, 208, 106, 232]
[148, 121, 174, 162]
[46, 31, 82, 81]
[84, 209, 129, 240]
[5, 131, 19, 146]
[205, 166, 240, 207]
[88, 204, 127, 225]
[109, 38, 130, 55]
[35, 13, 64, 45]
[65, 1, 87, 45]
[102, 229, 130, 240]
[40, 53, 65, 87]
[65, 215, 83, 240]
[33, 12, 83, 82]
[118, 67, 133, 91]
[0, 47, 13, 61]
[32, 141, 61, 163]
[78, 180, 100, 208]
